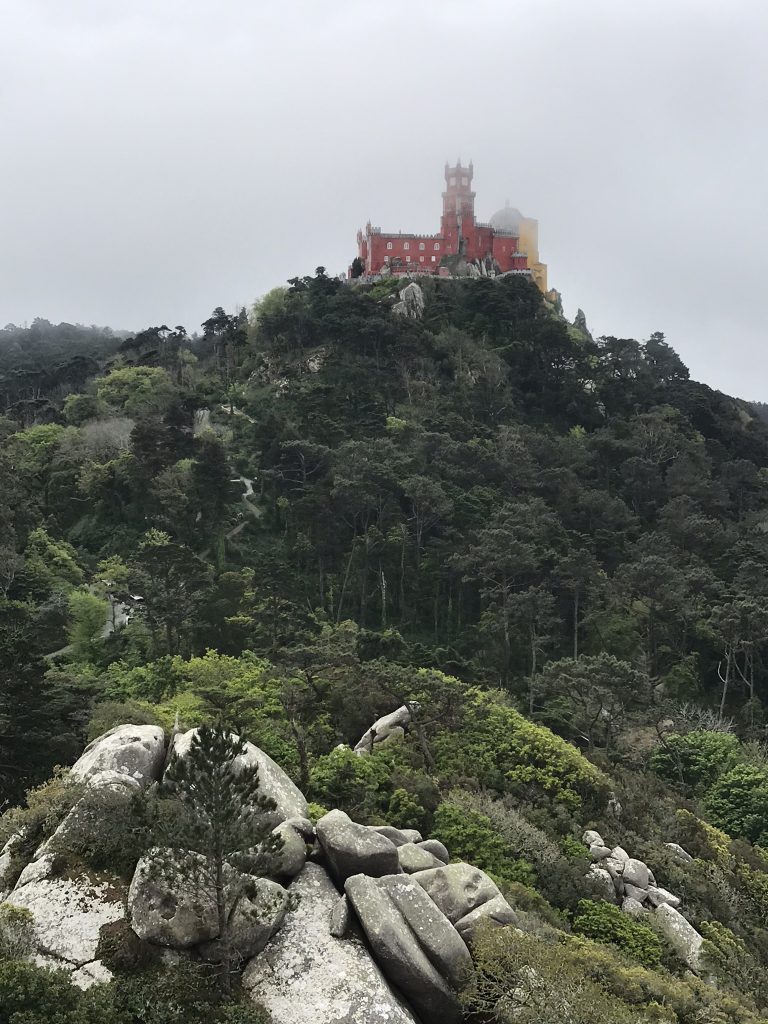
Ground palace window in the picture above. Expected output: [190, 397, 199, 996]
[406, 255, 411, 263]
[431, 255, 436, 262]
[461, 176, 468, 185]
[419, 242, 425, 250]
[387, 241, 393, 250]
[419, 256, 424, 262]
[403, 242, 410, 250]
[434, 242, 440, 250]
[449, 176, 456, 186]
[384, 255, 389, 263]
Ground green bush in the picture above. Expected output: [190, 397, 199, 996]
[572, 899, 664, 968]
[431, 689, 609, 810]
[431, 801, 536, 887]
[701, 921, 768, 1007]
[86, 700, 162, 742]
[565, 933, 764, 1023]
[0, 958, 103, 1024]
[650, 731, 741, 793]
[464, 925, 644, 1023]
[308, 745, 394, 822]
[0, 770, 83, 883]
[0, 905, 34, 961]
[48, 786, 150, 878]
[385, 788, 428, 833]
[674, 808, 731, 864]
[704, 763, 768, 847]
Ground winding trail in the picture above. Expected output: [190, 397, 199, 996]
[220, 404, 257, 425]
[226, 475, 259, 539]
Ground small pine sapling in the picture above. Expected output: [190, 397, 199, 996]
[152, 724, 284, 994]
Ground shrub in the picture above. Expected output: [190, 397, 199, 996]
[464, 925, 643, 1023]
[674, 808, 731, 864]
[0, 958, 103, 1024]
[0, 769, 83, 882]
[650, 731, 741, 793]
[701, 921, 768, 1007]
[87, 700, 162, 742]
[308, 745, 393, 822]
[431, 801, 536, 887]
[49, 786, 151, 878]
[0, 905, 34, 961]
[431, 689, 609, 810]
[705, 764, 768, 847]
[565, 934, 764, 1023]
[96, 919, 158, 973]
[88, 961, 270, 1024]
[737, 865, 768, 926]
[446, 789, 561, 867]
[572, 900, 664, 968]
[385, 788, 428, 833]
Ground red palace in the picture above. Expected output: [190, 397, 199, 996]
[354, 161, 547, 291]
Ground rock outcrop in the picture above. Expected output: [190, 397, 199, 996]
[654, 903, 704, 970]
[665, 842, 694, 864]
[128, 850, 220, 948]
[243, 864, 418, 1024]
[198, 877, 288, 962]
[71, 725, 166, 787]
[411, 863, 502, 924]
[354, 704, 419, 756]
[397, 842, 445, 873]
[392, 283, 425, 319]
[580, 828, 704, 968]
[6, 718, 522, 1014]
[268, 819, 309, 880]
[316, 810, 401, 884]
[345, 873, 470, 1024]
[5, 854, 124, 988]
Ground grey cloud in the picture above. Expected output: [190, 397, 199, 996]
[1, 0, 767, 396]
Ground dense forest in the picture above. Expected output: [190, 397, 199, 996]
[3, 272, 768, 1022]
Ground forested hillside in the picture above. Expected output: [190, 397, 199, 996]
[3, 272, 768, 1022]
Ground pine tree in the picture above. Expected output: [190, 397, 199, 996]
[154, 725, 283, 994]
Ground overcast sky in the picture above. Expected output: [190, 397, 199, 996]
[2, 0, 767, 398]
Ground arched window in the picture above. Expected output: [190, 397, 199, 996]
[387, 241, 393, 250]
[403, 242, 410, 250]
[419, 242, 425, 250]
[434, 242, 440, 251]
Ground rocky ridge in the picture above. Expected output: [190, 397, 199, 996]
[0, 721, 517, 1024]
[583, 828, 702, 970]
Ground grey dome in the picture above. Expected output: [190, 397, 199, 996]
[489, 202, 523, 233]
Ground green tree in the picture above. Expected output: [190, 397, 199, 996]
[534, 654, 650, 753]
[67, 590, 108, 661]
[153, 725, 282, 993]
[650, 730, 741, 793]
[129, 530, 213, 656]
[704, 762, 768, 846]
[96, 366, 174, 418]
